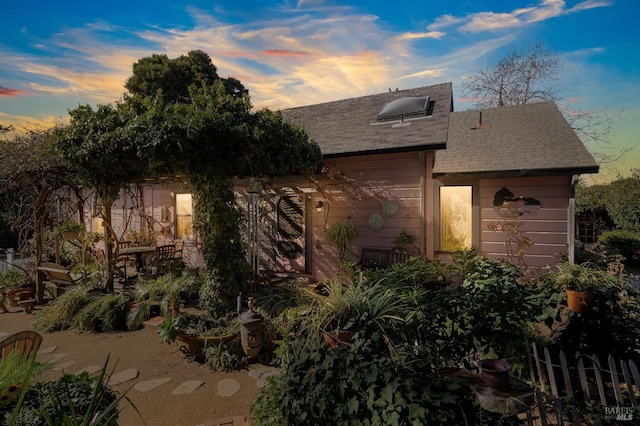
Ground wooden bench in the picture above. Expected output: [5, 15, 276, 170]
[360, 248, 415, 270]
[38, 262, 79, 298]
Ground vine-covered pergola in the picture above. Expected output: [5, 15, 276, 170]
[55, 51, 321, 316]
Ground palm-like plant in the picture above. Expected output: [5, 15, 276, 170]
[127, 270, 202, 330]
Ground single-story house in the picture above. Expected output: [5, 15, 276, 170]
[90, 82, 599, 280]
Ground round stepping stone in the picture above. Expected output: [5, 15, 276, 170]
[217, 378, 241, 397]
[256, 370, 279, 389]
[53, 361, 77, 371]
[38, 345, 58, 354]
[134, 377, 172, 392]
[76, 365, 103, 375]
[108, 368, 139, 385]
[172, 380, 204, 395]
[47, 353, 69, 363]
[248, 367, 273, 380]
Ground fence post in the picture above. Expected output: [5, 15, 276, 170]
[6, 248, 14, 270]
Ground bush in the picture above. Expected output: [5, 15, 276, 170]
[597, 230, 640, 265]
[251, 338, 474, 425]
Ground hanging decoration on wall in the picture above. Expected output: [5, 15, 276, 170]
[368, 213, 384, 230]
[382, 200, 399, 217]
[493, 187, 541, 216]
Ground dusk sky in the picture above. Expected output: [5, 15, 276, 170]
[1, 0, 638, 182]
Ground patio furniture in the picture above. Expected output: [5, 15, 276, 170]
[360, 248, 414, 270]
[38, 262, 79, 299]
[117, 246, 156, 273]
[0, 330, 43, 360]
[155, 244, 176, 263]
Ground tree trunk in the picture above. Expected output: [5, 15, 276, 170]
[102, 197, 116, 292]
[33, 183, 51, 304]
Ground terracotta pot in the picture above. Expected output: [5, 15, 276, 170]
[61, 231, 80, 241]
[322, 330, 354, 349]
[566, 289, 594, 313]
[176, 332, 238, 356]
[478, 359, 512, 390]
[5, 288, 35, 308]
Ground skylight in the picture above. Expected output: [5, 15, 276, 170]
[377, 96, 430, 122]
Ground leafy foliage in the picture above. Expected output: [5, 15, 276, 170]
[597, 229, 640, 265]
[5, 357, 136, 426]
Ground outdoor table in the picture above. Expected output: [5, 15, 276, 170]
[118, 246, 156, 271]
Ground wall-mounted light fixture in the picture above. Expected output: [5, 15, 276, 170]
[315, 200, 324, 212]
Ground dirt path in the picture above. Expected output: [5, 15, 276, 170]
[1, 309, 263, 426]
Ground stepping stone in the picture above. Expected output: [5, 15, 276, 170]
[76, 365, 103, 375]
[53, 361, 77, 371]
[217, 378, 241, 397]
[247, 366, 273, 380]
[38, 345, 58, 354]
[256, 370, 279, 389]
[172, 380, 204, 395]
[47, 353, 69, 363]
[134, 377, 172, 392]
[108, 368, 139, 385]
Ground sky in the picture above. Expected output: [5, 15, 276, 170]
[1, 0, 638, 182]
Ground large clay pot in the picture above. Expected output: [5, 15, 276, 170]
[478, 359, 512, 390]
[322, 330, 354, 349]
[176, 332, 238, 356]
[566, 289, 594, 313]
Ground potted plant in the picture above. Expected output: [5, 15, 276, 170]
[325, 221, 358, 263]
[159, 311, 240, 359]
[53, 221, 85, 241]
[0, 270, 34, 312]
[553, 262, 617, 312]
[127, 270, 202, 329]
[310, 277, 405, 349]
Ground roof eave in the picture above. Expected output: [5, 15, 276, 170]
[432, 165, 600, 180]
[322, 142, 447, 159]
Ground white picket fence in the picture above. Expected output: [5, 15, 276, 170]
[528, 342, 639, 425]
[0, 249, 31, 274]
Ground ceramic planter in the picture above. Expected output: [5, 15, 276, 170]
[478, 359, 512, 390]
[566, 289, 594, 313]
[322, 330, 354, 349]
[176, 332, 238, 356]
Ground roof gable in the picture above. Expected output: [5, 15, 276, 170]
[432, 102, 599, 177]
[282, 83, 452, 158]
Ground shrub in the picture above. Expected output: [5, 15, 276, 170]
[597, 229, 640, 265]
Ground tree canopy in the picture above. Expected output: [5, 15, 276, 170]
[124, 50, 247, 103]
[461, 41, 559, 108]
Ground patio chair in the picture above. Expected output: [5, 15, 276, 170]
[38, 262, 79, 299]
[0, 330, 43, 360]
[155, 244, 176, 263]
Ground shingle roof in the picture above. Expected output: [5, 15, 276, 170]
[432, 102, 599, 177]
[281, 82, 452, 158]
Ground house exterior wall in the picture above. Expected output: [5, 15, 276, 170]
[478, 175, 573, 273]
[309, 151, 429, 279]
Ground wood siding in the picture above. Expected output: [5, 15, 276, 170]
[479, 176, 572, 272]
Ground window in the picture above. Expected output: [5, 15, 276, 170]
[439, 186, 472, 251]
[175, 193, 193, 240]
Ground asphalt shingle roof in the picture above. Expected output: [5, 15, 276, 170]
[432, 102, 599, 177]
[282, 82, 452, 158]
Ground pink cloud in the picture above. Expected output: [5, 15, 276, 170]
[0, 86, 23, 97]
[262, 50, 308, 58]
